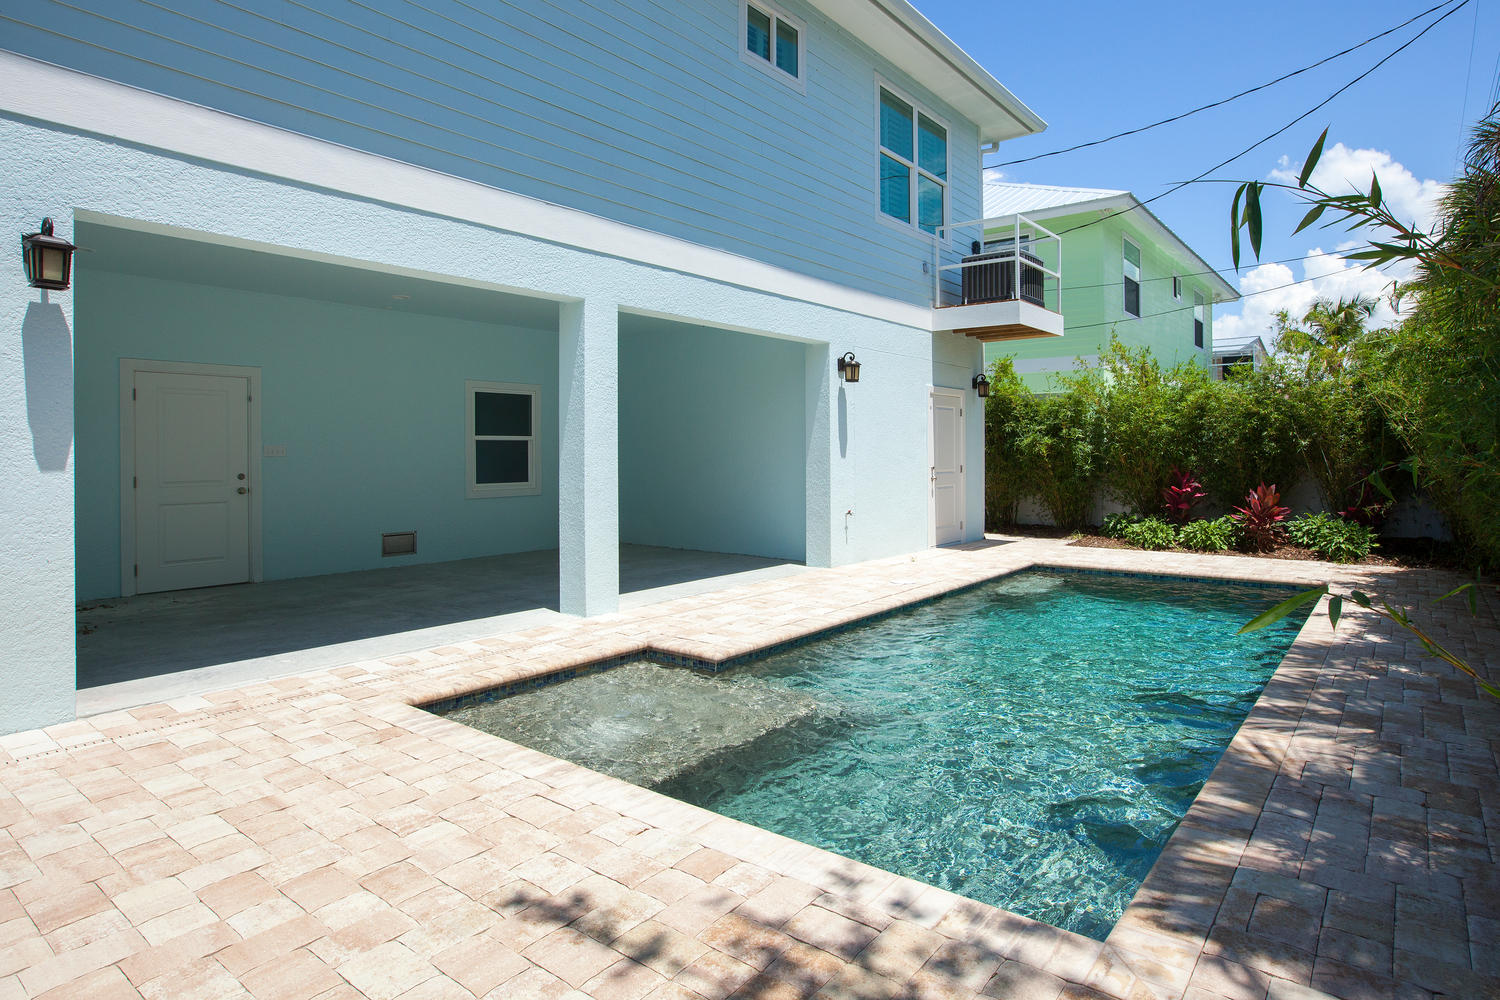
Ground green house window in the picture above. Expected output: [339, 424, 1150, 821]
[1123, 238, 1141, 318]
[878, 86, 947, 234]
[1194, 293, 1206, 348]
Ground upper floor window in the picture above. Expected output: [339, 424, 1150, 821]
[1193, 293, 1206, 348]
[1172, 275, 1182, 301]
[744, 2, 801, 86]
[1123, 238, 1141, 317]
[878, 86, 947, 235]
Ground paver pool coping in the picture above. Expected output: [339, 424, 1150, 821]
[0, 536, 1493, 1000]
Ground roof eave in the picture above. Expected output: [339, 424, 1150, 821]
[807, 0, 1047, 143]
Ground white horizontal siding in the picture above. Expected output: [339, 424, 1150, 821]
[2, 0, 983, 304]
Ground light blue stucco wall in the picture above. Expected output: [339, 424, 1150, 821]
[0, 101, 954, 733]
[74, 269, 559, 600]
[0, 0, 982, 306]
[619, 317, 806, 561]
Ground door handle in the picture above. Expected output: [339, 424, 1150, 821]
[930, 466, 937, 482]
[237, 486, 249, 495]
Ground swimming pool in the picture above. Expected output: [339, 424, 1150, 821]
[443, 568, 1311, 939]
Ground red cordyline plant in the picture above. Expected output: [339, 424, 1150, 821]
[1161, 466, 1207, 523]
[1232, 483, 1291, 551]
[1338, 480, 1391, 527]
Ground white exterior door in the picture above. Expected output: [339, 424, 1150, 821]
[133, 370, 252, 593]
[930, 388, 965, 546]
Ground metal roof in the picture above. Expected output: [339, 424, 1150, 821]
[982, 178, 1241, 302]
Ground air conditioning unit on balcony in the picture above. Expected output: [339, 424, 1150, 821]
[961, 241, 1045, 307]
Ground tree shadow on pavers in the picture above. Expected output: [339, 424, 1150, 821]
[489, 876, 1103, 999]
[1107, 569, 1500, 1000]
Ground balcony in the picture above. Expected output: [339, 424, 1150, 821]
[931, 213, 1063, 341]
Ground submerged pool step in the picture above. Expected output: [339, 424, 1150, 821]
[444, 661, 820, 787]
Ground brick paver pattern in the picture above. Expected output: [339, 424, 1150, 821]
[0, 536, 1495, 1000]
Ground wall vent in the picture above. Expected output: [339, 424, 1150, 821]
[382, 531, 417, 557]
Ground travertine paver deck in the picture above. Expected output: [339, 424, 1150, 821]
[0, 536, 1495, 1000]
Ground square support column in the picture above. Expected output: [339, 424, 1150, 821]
[0, 272, 78, 734]
[804, 342, 833, 568]
[558, 297, 619, 616]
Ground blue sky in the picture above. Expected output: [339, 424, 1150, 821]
[918, 0, 1498, 343]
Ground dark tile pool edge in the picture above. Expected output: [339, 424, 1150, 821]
[418, 562, 1313, 729]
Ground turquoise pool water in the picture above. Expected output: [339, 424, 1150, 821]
[452, 569, 1311, 939]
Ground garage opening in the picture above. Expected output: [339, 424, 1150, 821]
[617, 313, 808, 591]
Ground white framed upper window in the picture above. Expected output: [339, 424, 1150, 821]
[466, 380, 540, 498]
[1172, 275, 1182, 301]
[1122, 237, 1142, 318]
[742, 1, 803, 89]
[877, 82, 948, 236]
[1194, 293, 1206, 348]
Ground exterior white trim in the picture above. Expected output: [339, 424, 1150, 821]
[119, 358, 264, 597]
[0, 51, 934, 330]
[465, 380, 542, 499]
[1010, 354, 1101, 375]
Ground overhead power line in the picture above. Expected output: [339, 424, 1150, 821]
[989, 0, 1463, 168]
[1052, 249, 1350, 294]
[1050, 0, 1474, 242]
[1055, 265, 1402, 335]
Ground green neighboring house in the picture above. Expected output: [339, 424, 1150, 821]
[979, 180, 1240, 390]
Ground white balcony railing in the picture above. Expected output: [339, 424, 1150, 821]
[931, 213, 1063, 313]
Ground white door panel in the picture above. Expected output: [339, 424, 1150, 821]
[930, 389, 965, 546]
[135, 371, 251, 593]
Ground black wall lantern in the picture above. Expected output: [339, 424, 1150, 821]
[836, 351, 861, 383]
[22, 218, 76, 291]
[972, 372, 991, 398]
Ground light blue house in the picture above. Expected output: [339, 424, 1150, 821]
[0, 0, 1058, 734]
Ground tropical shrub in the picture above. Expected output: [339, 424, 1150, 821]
[1121, 517, 1178, 551]
[1100, 512, 1138, 540]
[1182, 371, 1302, 507]
[1178, 516, 1240, 552]
[983, 359, 1040, 530]
[1018, 382, 1105, 531]
[1232, 483, 1291, 552]
[1089, 342, 1202, 515]
[1228, 104, 1500, 568]
[1161, 466, 1206, 523]
[1286, 513, 1378, 563]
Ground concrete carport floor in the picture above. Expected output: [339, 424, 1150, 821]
[77, 544, 804, 715]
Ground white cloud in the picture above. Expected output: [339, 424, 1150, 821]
[1213, 248, 1408, 349]
[1215, 144, 1445, 349]
[1270, 142, 1447, 235]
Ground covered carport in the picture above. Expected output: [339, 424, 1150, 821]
[617, 312, 810, 567]
[71, 221, 803, 712]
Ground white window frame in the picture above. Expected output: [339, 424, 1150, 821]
[1122, 236, 1142, 319]
[1193, 292, 1206, 348]
[874, 78, 950, 239]
[466, 380, 541, 499]
[1172, 275, 1182, 301]
[740, 0, 805, 92]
